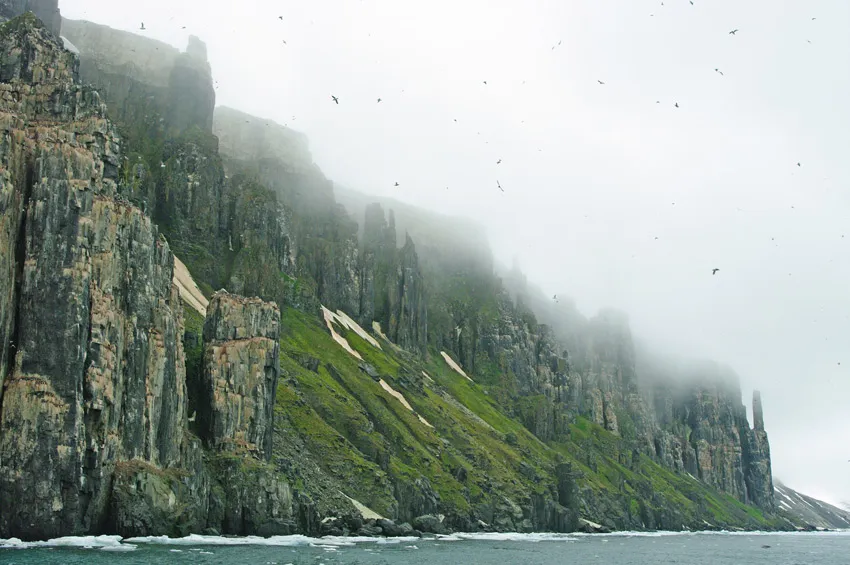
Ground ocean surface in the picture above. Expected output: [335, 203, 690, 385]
[0, 530, 847, 564]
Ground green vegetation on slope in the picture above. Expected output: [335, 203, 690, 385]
[269, 306, 782, 531]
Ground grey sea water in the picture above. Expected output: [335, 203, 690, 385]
[0, 531, 847, 564]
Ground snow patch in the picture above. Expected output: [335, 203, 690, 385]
[61, 36, 81, 55]
[334, 309, 382, 349]
[372, 321, 392, 343]
[321, 307, 362, 360]
[379, 379, 414, 411]
[342, 493, 385, 521]
[378, 379, 433, 428]
[441, 351, 472, 380]
[173, 256, 209, 316]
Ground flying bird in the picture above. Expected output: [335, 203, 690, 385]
[377, 98, 382, 103]
[674, 102, 679, 108]
[712, 268, 720, 275]
[797, 162, 801, 167]
[394, 182, 400, 187]
[483, 80, 488, 85]
[497, 180, 504, 192]
[331, 95, 339, 104]
[497, 159, 502, 164]
[729, 29, 738, 35]
[715, 68, 724, 76]
[140, 22, 146, 30]
[598, 80, 605, 85]
[278, 16, 283, 20]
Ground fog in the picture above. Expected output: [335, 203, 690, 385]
[60, 0, 849, 505]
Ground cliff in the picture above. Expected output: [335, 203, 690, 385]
[0, 13, 185, 538]
[0, 11, 792, 540]
[0, 14, 300, 540]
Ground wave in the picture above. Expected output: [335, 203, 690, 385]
[433, 532, 578, 542]
[2, 529, 848, 551]
[0, 535, 135, 551]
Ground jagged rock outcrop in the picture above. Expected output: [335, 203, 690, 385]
[743, 391, 774, 509]
[61, 20, 214, 137]
[167, 36, 215, 134]
[196, 292, 281, 459]
[61, 20, 299, 307]
[359, 204, 427, 352]
[0, 16, 306, 539]
[0, 14, 186, 538]
[0, 0, 59, 37]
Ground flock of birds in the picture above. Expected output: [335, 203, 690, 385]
[133, 6, 830, 285]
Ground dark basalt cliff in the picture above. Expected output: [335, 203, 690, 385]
[0, 10, 799, 540]
[0, 14, 300, 540]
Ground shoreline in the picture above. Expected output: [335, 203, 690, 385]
[2, 528, 847, 550]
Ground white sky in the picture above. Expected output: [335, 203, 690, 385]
[60, 0, 849, 506]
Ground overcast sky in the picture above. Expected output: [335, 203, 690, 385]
[60, 0, 849, 506]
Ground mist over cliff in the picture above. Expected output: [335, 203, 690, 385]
[0, 0, 845, 541]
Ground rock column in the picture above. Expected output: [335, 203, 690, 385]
[198, 292, 280, 460]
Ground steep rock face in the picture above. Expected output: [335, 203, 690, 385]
[359, 204, 427, 352]
[198, 292, 281, 459]
[743, 391, 774, 510]
[0, 0, 60, 37]
[167, 36, 215, 134]
[0, 14, 186, 538]
[61, 21, 214, 137]
[61, 21, 298, 307]
[644, 364, 775, 509]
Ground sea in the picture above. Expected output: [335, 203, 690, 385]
[0, 530, 847, 564]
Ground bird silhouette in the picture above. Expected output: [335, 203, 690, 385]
[497, 159, 502, 164]
[483, 81, 488, 85]
[394, 182, 400, 187]
[598, 80, 605, 85]
[278, 16, 283, 20]
[331, 95, 339, 104]
[140, 22, 146, 30]
[377, 98, 382, 103]
[497, 180, 504, 192]
[712, 268, 720, 275]
[675, 102, 680, 108]
[729, 29, 738, 35]
[715, 68, 724, 76]
[797, 162, 801, 167]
